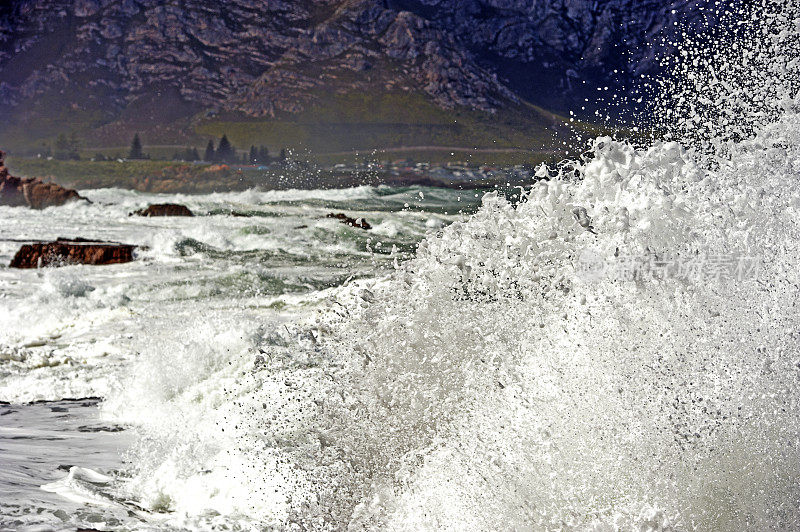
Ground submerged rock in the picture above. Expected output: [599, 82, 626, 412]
[0, 150, 86, 209]
[9, 239, 136, 268]
[132, 203, 194, 217]
[327, 213, 371, 230]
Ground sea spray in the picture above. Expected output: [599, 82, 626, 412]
[290, 2, 800, 525]
[0, 183, 477, 529]
[96, 1, 800, 529]
[283, 129, 798, 529]
[105, 127, 800, 528]
[651, 0, 800, 155]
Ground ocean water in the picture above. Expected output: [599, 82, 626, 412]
[4, 0, 800, 529]
[1, 399, 134, 530]
[0, 186, 481, 530]
[3, 125, 800, 529]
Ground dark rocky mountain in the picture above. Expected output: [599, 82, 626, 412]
[0, 0, 721, 152]
[390, 0, 721, 110]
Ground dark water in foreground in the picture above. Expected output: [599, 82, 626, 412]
[0, 400, 133, 531]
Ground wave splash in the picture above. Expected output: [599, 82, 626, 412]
[301, 127, 800, 529]
[104, 1, 800, 529]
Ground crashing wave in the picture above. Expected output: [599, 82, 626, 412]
[102, 0, 800, 529]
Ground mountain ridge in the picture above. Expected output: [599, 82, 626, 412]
[0, 0, 721, 153]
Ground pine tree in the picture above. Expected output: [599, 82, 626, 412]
[68, 132, 81, 160]
[54, 134, 70, 160]
[191, 147, 200, 161]
[249, 145, 257, 163]
[279, 148, 286, 161]
[216, 134, 234, 163]
[129, 133, 144, 159]
[204, 140, 215, 162]
[259, 146, 270, 163]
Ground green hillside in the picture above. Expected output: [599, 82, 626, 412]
[0, 86, 598, 161]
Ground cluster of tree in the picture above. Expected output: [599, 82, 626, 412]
[204, 135, 288, 164]
[32, 132, 290, 165]
[247, 145, 286, 164]
[249, 145, 270, 164]
[54, 133, 81, 160]
[204, 134, 237, 163]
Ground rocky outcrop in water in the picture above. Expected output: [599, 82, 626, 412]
[0, 150, 85, 209]
[10, 238, 136, 268]
[133, 203, 194, 217]
[327, 213, 371, 230]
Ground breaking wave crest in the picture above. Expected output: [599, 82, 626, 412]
[102, 1, 800, 529]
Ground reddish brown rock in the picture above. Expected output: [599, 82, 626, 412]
[133, 203, 194, 217]
[0, 150, 86, 209]
[10, 239, 136, 268]
[327, 213, 371, 230]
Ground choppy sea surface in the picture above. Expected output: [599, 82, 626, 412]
[3, 117, 800, 529]
[0, 185, 482, 530]
[4, 2, 800, 529]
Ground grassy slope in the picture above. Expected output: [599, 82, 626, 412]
[1, 85, 609, 175]
[0, 84, 200, 152]
[7, 158, 286, 193]
[194, 92, 569, 154]
[3, 88, 607, 193]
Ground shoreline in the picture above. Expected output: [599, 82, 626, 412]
[6, 157, 540, 195]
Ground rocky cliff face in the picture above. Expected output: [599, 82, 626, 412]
[388, 0, 721, 109]
[0, 0, 722, 135]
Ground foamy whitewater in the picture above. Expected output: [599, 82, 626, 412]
[3, 1, 800, 530]
[0, 185, 477, 529]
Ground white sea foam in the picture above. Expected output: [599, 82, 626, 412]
[99, 128, 800, 528]
[41, 467, 120, 508]
[0, 181, 464, 407]
[3, 1, 799, 529]
[96, 2, 800, 527]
